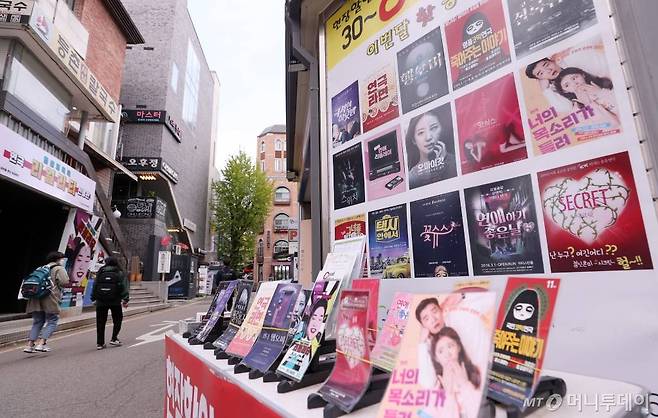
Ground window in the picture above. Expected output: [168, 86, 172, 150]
[182, 40, 200, 125]
[274, 159, 282, 172]
[171, 62, 179, 93]
[274, 187, 290, 203]
[273, 265, 290, 280]
[87, 121, 119, 158]
[275, 139, 282, 151]
[273, 213, 290, 231]
[260, 161, 265, 172]
[260, 140, 265, 153]
[257, 239, 264, 258]
[273, 240, 289, 258]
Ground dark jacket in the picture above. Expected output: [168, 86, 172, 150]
[91, 266, 129, 307]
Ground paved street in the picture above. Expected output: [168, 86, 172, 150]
[0, 300, 210, 418]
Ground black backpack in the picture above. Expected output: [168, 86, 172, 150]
[94, 269, 121, 302]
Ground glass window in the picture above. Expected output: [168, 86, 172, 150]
[257, 239, 264, 257]
[273, 240, 289, 256]
[273, 264, 290, 280]
[275, 140, 282, 151]
[274, 187, 290, 203]
[6, 44, 72, 132]
[182, 40, 200, 125]
[260, 160, 265, 172]
[87, 120, 119, 158]
[171, 62, 179, 93]
[274, 159, 281, 172]
[260, 140, 265, 153]
[273, 213, 289, 230]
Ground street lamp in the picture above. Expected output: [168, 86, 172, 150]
[112, 206, 122, 219]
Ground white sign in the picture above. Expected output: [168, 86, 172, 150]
[288, 241, 299, 254]
[183, 218, 197, 232]
[157, 251, 171, 274]
[0, 124, 95, 211]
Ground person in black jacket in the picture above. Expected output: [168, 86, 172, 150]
[91, 257, 129, 349]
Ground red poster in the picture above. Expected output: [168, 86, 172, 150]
[538, 152, 653, 272]
[456, 74, 527, 174]
[335, 215, 368, 276]
[164, 335, 280, 418]
[488, 277, 560, 410]
[361, 64, 400, 133]
[352, 278, 380, 350]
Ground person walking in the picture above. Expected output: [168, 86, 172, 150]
[23, 251, 70, 353]
[91, 256, 129, 350]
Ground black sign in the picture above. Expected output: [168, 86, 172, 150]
[121, 157, 179, 184]
[166, 114, 182, 143]
[116, 197, 167, 221]
[122, 109, 183, 142]
[161, 160, 179, 183]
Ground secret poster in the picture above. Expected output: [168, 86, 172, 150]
[364, 127, 407, 201]
[361, 64, 400, 133]
[465, 175, 544, 275]
[333, 143, 366, 210]
[538, 152, 653, 272]
[368, 204, 410, 279]
[410, 191, 469, 277]
[213, 280, 253, 351]
[331, 81, 361, 148]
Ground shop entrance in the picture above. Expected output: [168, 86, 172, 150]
[0, 179, 69, 314]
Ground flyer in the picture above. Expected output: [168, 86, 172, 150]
[195, 280, 237, 343]
[331, 81, 361, 148]
[456, 73, 527, 175]
[410, 191, 469, 277]
[397, 26, 449, 114]
[190, 281, 227, 338]
[213, 280, 253, 351]
[322, 247, 363, 339]
[361, 64, 400, 132]
[286, 289, 311, 346]
[377, 292, 496, 418]
[225, 281, 278, 358]
[488, 277, 560, 410]
[277, 280, 341, 382]
[520, 36, 621, 155]
[465, 175, 544, 275]
[371, 292, 412, 372]
[404, 103, 457, 189]
[242, 283, 302, 373]
[445, 0, 511, 90]
[352, 278, 380, 350]
[335, 214, 368, 277]
[508, 0, 597, 58]
[538, 152, 653, 272]
[368, 203, 411, 279]
[318, 290, 372, 413]
[333, 143, 366, 210]
[364, 127, 407, 201]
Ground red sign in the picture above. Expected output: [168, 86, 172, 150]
[164, 335, 281, 418]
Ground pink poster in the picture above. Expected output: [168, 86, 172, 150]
[371, 292, 412, 372]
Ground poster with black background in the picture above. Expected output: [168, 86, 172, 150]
[333, 143, 366, 209]
[410, 191, 469, 277]
[213, 280, 253, 351]
[331, 81, 361, 148]
[397, 26, 449, 114]
[465, 175, 544, 275]
[508, 0, 597, 58]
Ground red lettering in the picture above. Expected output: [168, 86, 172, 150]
[380, 0, 404, 22]
[558, 189, 609, 211]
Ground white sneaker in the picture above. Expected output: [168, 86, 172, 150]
[34, 344, 51, 352]
[109, 339, 122, 346]
[23, 346, 36, 353]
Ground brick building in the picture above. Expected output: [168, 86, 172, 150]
[254, 125, 299, 283]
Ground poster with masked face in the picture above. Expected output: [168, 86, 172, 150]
[213, 280, 253, 351]
[488, 277, 560, 410]
[195, 280, 238, 343]
[333, 143, 366, 210]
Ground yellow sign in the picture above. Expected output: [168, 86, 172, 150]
[325, 0, 419, 70]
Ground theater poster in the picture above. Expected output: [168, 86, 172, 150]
[520, 36, 621, 155]
[361, 64, 399, 133]
[364, 127, 406, 201]
[335, 214, 368, 277]
[318, 290, 372, 413]
[410, 191, 469, 278]
[352, 278, 380, 350]
[371, 292, 412, 372]
[213, 280, 254, 351]
[456, 74, 527, 175]
[538, 152, 652, 272]
[445, 0, 511, 90]
[333, 143, 366, 209]
[368, 204, 410, 279]
[195, 280, 237, 343]
[488, 277, 560, 410]
[508, 0, 597, 58]
[397, 26, 449, 114]
[465, 175, 544, 275]
[331, 81, 361, 148]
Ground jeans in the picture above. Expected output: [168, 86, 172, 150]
[29, 312, 59, 341]
[96, 305, 123, 345]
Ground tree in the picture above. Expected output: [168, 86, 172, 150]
[211, 151, 273, 271]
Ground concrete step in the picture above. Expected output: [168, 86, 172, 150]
[130, 296, 160, 303]
[128, 299, 163, 308]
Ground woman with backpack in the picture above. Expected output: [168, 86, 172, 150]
[23, 251, 70, 353]
[91, 256, 129, 349]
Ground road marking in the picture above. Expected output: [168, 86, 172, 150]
[128, 318, 193, 348]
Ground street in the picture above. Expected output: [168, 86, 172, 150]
[0, 300, 210, 418]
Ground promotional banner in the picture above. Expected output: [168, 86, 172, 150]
[520, 36, 621, 155]
[195, 281, 237, 343]
[404, 102, 457, 189]
[368, 204, 410, 279]
[364, 127, 407, 201]
[213, 280, 253, 351]
[332, 81, 361, 148]
[335, 214, 368, 277]
[242, 283, 302, 373]
[333, 143, 366, 210]
[538, 152, 653, 272]
[361, 64, 400, 133]
[488, 277, 561, 410]
[318, 290, 372, 413]
[371, 292, 412, 372]
[456, 73, 527, 175]
[277, 280, 341, 382]
[352, 278, 380, 350]
[377, 292, 496, 418]
[465, 175, 544, 275]
[410, 191, 469, 277]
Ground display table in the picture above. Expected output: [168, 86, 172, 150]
[164, 332, 647, 418]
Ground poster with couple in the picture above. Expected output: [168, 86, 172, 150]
[378, 292, 496, 418]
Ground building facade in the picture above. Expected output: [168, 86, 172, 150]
[254, 125, 299, 283]
[0, 0, 143, 314]
[111, 0, 217, 291]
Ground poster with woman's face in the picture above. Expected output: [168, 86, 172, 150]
[333, 143, 366, 209]
[404, 103, 457, 190]
[445, 0, 511, 90]
[520, 36, 621, 155]
[213, 280, 254, 351]
[456, 73, 527, 175]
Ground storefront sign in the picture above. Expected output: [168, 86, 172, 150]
[161, 160, 179, 183]
[166, 114, 182, 142]
[122, 109, 183, 142]
[121, 157, 179, 184]
[0, 0, 34, 23]
[117, 197, 167, 221]
[0, 124, 95, 211]
[158, 251, 171, 274]
[29, 4, 118, 122]
[183, 218, 197, 232]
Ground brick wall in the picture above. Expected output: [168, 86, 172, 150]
[75, 0, 128, 100]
